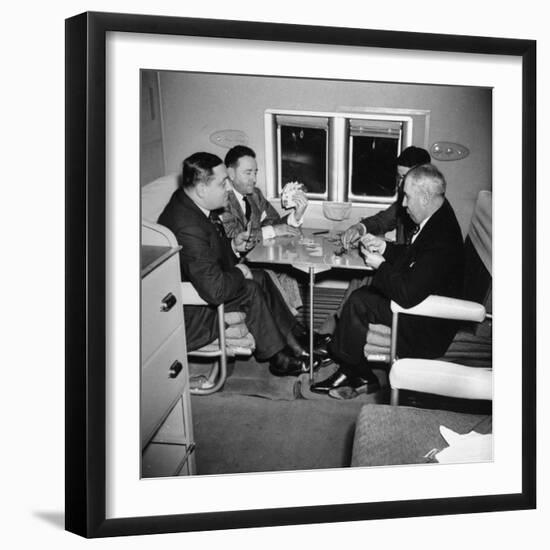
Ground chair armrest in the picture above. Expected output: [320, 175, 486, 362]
[181, 282, 208, 305]
[142, 219, 179, 247]
[389, 358, 492, 400]
[391, 295, 486, 322]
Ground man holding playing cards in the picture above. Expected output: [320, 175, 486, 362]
[311, 164, 464, 399]
[220, 145, 309, 320]
[220, 145, 308, 241]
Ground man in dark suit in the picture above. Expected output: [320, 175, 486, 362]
[341, 146, 431, 248]
[311, 164, 464, 398]
[158, 152, 314, 377]
[317, 146, 431, 336]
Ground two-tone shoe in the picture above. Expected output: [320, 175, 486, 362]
[328, 375, 381, 399]
[269, 347, 321, 377]
[309, 369, 349, 394]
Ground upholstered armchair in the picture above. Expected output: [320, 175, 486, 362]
[363, 191, 493, 401]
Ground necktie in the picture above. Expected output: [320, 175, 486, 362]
[403, 223, 419, 245]
[209, 211, 226, 238]
[410, 225, 420, 243]
[243, 195, 252, 223]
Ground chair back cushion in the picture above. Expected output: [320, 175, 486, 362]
[463, 191, 492, 338]
[141, 173, 179, 222]
[467, 190, 492, 276]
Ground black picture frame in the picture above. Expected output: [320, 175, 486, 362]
[65, 11, 536, 538]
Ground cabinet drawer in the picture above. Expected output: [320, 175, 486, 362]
[142, 441, 195, 478]
[142, 254, 183, 362]
[153, 394, 189, 442]
[141, 325, 188, 447]
[142, 396, 196, 478]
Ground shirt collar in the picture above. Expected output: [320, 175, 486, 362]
[184, 189, 211, 218]
[412, 213, 432, 243]
[228, 182, 249, 217]
[229, 182, 245, 202]
[197, 204, 210, 218]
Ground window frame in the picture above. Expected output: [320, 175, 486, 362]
[265, 108, 426, 205]
[347, 116, 404, 204]
[276, 120, 329, 201]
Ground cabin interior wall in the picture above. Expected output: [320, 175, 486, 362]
[158, 71, 492, 236]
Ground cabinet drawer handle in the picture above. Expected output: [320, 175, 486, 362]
[169, 360, 183, 379]
[160, 292, 177, 312]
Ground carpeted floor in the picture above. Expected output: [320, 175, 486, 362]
[188, 355, 491, 476]
[189, 357, 390, 475]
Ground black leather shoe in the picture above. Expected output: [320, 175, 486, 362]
[328, 375, 381, 400]
[315, 332, 332, 346]
[312, 333, 332, 359]
[314, 354, 334, 369]
[288, 348, 333, 372]
[293, 323, 331, 349]
[310, 369, 349, 394]
[269, 349, 309, 377]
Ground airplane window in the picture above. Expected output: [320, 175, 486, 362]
[280, 125, 327, 195]
[265, 109, 418, 204]
[350, 135, 400, 198]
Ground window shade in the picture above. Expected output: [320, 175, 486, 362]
[349, 119, 402, 138]
[276, 115, 329, 129]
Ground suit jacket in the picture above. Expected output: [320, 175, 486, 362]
[157, 188, 246, 350]
[220, 187, 288, 238]
[361, 184, 416, 244]
[372, 199, 464, 358]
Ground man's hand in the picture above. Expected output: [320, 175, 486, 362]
[360, 233, 387, 255]
[361, 249, 386, 269]
[233, 227, 255, 253]
[235, 263, 253, 279]
[341, 223, 366, 250]
[273, 224, 301, 237]
[292, 191, 308, 221]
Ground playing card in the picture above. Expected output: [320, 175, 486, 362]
[281, 181, 306, 209]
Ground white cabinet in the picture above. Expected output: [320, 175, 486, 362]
[141, 245, 195, 477]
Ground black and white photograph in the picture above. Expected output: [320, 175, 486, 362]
[140, 69, 494, 478]
[5, 2, 544, 547]
[62, 11, 536, 536]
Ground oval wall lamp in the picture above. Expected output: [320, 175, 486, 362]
[209, 129, 248, 149]
[430, 141, 470, 161]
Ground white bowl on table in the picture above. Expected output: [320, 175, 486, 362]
[322, 201, 352, 221]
